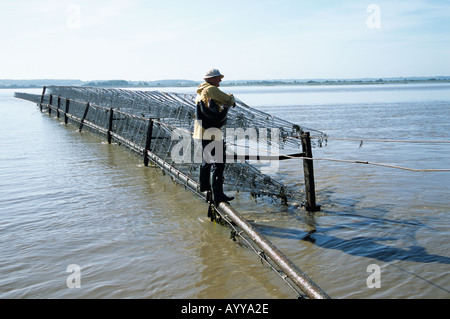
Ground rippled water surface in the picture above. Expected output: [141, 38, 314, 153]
[1, 83, 449, 298]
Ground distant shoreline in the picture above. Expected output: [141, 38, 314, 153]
[2, 77, 450, 89]
[221, 78, 450, 87]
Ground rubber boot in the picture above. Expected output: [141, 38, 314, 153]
[211, 173, 234, 205]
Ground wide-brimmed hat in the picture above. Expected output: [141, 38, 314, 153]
[204, 68, 224, 79]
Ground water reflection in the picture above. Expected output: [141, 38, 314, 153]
[253, 201, 450, 265]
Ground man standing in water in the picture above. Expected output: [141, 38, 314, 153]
[194, 68, 235, 204]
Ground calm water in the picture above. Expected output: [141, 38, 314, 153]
[0, 83, 449, 299]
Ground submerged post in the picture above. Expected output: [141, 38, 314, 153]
[107, 108, 114, 144]
[301, 132, 320, 212]
[64, 99, 70, 124]
[56, 96, 61, 118]
[39, 86, 47, 112]
[79, 102, 90, 132]
[48, 94, 53, 115]
[143, 118, 154, 166]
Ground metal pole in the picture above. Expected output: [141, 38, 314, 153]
[64, 99, 70, 124]
[301, 132, 321, 211]
[39, 86, 46, 112]
[143, 118, 154, 166]
[79, 102, 90, 132]
[217, 202, 330, 299]
[108, 108, 114, 144]
[57, 96, 61, 118]
[145, 150, 199, 192]
[48, 94, 53, 115]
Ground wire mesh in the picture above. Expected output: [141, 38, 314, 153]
[18, 86, 328, 203]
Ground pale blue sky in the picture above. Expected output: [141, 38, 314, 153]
[1, 0, 449, 81]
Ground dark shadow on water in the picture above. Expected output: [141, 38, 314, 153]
[250, 197, 450, 265]
[255, 222, 450, 265]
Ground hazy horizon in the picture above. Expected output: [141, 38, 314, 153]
[2, 75, 450, 83]
[1, 1, 449, 82]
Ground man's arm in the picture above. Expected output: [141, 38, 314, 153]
[206, 86, 235, 108]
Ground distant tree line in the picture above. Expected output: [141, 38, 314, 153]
[2, 77, 450, 89]
[82, 80, 130, 87]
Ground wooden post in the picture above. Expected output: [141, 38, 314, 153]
[301, 132, 320, 212]
[57, 96, 61, 118]
[39, 86, 47, 112]
[143, 118, 154, 166]
[48, 94, 53, 115]
[107, 108, 114, 144]
[79, 102, 90, 132]
[64, 99, 70, 124]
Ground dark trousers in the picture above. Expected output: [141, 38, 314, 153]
[199, 139, 226, 194]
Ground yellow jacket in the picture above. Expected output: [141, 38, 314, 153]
[193, 82, 235, 140]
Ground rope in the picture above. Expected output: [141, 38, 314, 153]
[311, 136, 450, 144]
[229, 143, 450, 172]
[307, 158, 450, 172]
